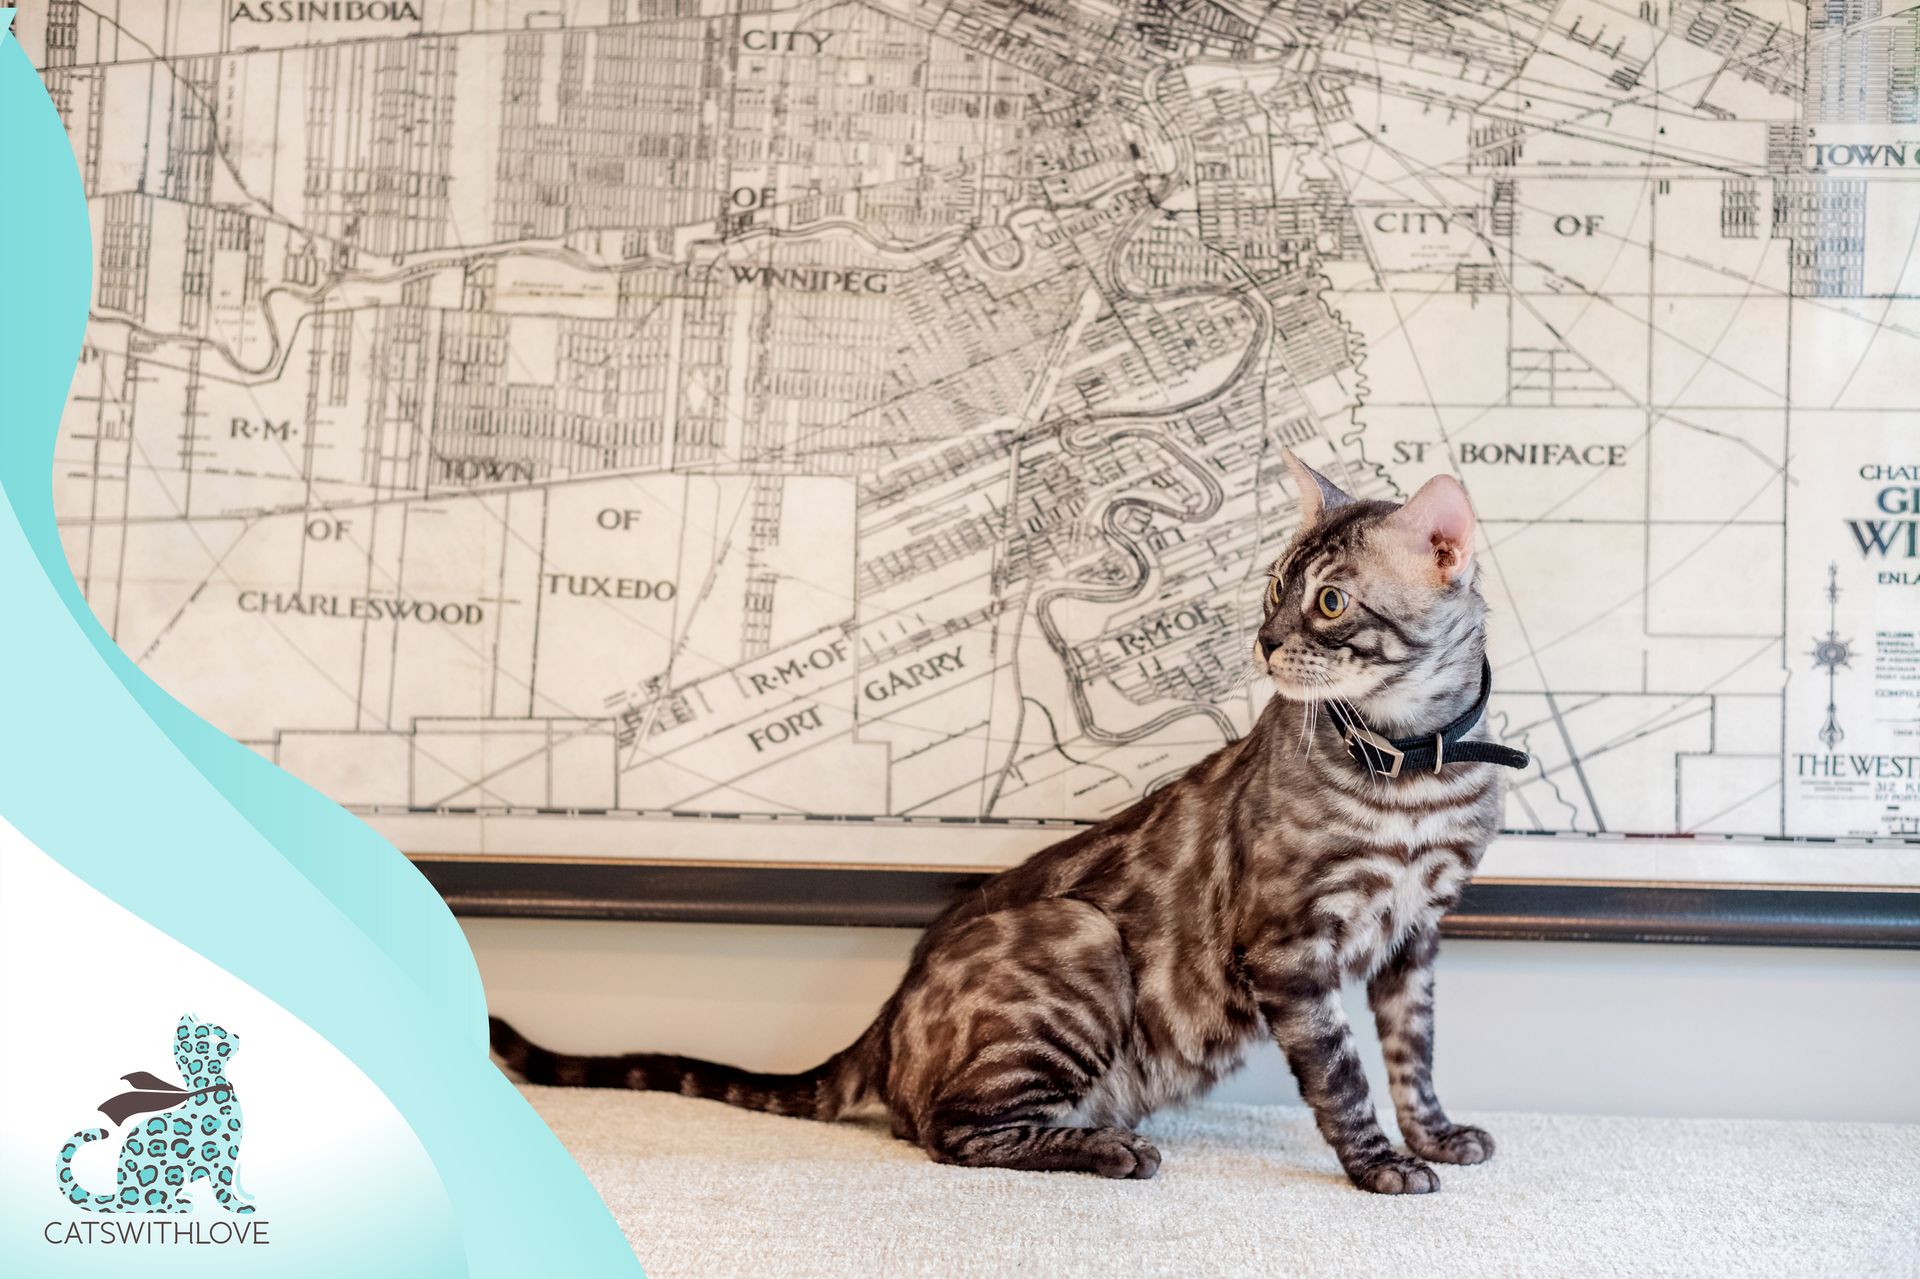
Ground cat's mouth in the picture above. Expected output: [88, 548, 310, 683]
[1270, 675, 1357, 704]
[1255, 639, 1383, 706]
[1262, 660, 1374, 706]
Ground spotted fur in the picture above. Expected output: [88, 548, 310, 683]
[56, 1015, 255, 1213]
[493, 455, 1510, 1193]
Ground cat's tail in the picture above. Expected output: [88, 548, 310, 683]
[55, 1128, 121, 1209]
[488, 1016, 881, 1121]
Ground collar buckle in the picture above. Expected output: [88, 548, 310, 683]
[1343, 727, 1404, 778]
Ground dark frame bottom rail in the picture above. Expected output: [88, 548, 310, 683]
[414, 859, 1920, 949]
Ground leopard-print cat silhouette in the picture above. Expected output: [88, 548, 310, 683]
[56, 1014, 255, 1213]
[494, 456, 1531, 1194]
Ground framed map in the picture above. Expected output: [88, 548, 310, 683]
[24, 0, 1919, 943]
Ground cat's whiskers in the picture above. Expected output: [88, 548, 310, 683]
[1304, 674, 1333, 761]
[1323, 682, 1388, 791]
[1298, 674, 1332, 766]
[1296, 687, 1324, 761]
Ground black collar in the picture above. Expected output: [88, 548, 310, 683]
[1325, 658, 1530, 779]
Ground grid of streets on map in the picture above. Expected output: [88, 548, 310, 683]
[24, 0, 1920, 875]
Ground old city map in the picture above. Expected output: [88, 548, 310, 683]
[22, 0, 1920, 881]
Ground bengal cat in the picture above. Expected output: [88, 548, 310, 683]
[491, 452, 1531, 1194]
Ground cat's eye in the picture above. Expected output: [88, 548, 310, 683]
[1317, 586, 1348, 619]
[1266, 576, 1282, 610]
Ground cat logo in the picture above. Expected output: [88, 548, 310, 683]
[53, 1014, 257, 1215]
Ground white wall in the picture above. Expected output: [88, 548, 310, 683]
[467, 918, 1920, 1124]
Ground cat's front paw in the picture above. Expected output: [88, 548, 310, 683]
[1349, 1154, 1439, 1195]
[1408, 1124, 1495, 1165]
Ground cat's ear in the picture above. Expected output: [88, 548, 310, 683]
[1282, 449, 1355, 530]
[1388, 474, 1476, 584]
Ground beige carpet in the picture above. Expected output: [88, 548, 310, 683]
[519, 1085, 1920, 1277]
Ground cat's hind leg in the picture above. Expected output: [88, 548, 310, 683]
[930, 1118, 1161, 1179]
[892, 898, 1159, 1179]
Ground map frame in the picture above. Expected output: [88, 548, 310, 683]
[414, 855, 1920, 946]
[21, 0, 1920, 945]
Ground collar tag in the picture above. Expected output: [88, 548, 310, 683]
[1343, 727, 1404, 779]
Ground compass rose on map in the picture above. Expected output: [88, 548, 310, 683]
[1809, 564, 1852, 750]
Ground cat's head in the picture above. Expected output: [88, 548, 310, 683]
[1255, 452, 1485, 719]
[173, 1014, 240, 1083]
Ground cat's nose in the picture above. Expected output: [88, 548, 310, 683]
[1257, 637, 1278, 662]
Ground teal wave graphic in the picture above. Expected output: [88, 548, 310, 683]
[0, 15, 639, 1276]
